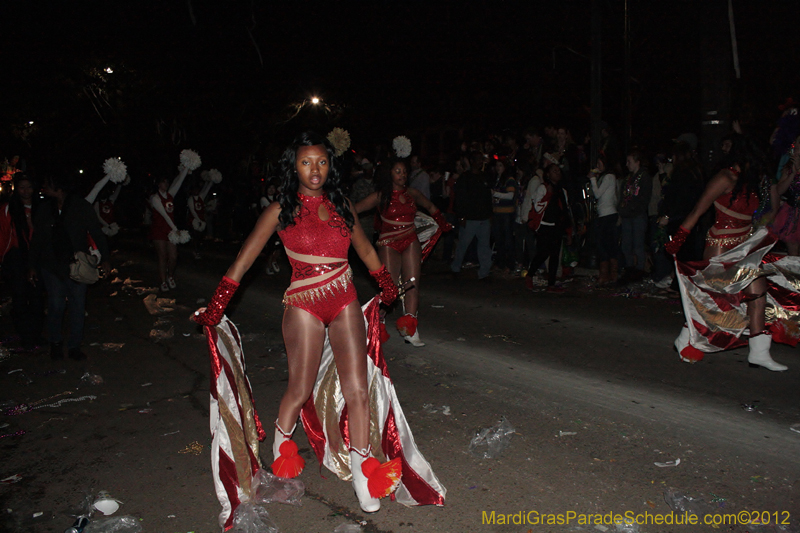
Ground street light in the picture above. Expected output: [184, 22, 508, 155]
[28, 121, 34, 125]
[311, 97, 320, 104]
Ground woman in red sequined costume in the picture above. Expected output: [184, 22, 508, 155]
[666, 139, 789, 371]
[193, 132, 400, 513]
[355, 158, 450, 346]
[149, 164, 190, 292]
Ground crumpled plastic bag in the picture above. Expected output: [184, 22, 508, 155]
[468, 416, 515, 459]
[253, 469, 304, 506]
[663, 488, 714, 517]
[333, 525, 362, 533]
[84, 515, 143, 533]
[229, 502, 279, 533]
[333, 524, 361, 533]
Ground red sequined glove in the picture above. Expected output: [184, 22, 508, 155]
[432, 211, 453, 232]
[369, 265, 398, 305]
[665, 226, 689, 256]
[193, 276, 239, 326]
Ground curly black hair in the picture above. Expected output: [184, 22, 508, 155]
[376, 157, 408, 214]
[278, 131, 354, 230]
[727, 135, 770, 206]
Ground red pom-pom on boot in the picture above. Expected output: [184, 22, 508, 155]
[271, 440, 305, 479]
[397, 314, 424, 347]
[349, 446, 402, 513]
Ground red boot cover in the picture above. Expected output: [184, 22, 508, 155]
[361, 456, 402, 499]
[396, 314, 417, 337]
[679, 344, 705, 363]
[271, 440, 305, 478]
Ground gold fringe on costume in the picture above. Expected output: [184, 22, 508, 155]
[282, 267, 353, 307]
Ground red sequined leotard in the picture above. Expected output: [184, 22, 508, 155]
[707, 190, 759, 250]
[377, 189, 419, 253]
[278, 193, 357, 325]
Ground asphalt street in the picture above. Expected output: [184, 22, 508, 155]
[1, 237, 798, 533]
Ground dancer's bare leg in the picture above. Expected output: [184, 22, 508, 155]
[154, 240, 168, 283]
[401, 240, 422, 316]
[744, 276, 767, 333]
[166, 242, 178, 278]
[277, 307, 326, 431]
[327, 300, 370, 450]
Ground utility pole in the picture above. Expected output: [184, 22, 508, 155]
[623, 0, 631, 155]
[590, 0, 602, 167]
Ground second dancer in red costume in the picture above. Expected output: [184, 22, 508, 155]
[356, 155, 451, 346]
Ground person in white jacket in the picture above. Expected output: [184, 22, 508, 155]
[588, 154, 619, 284]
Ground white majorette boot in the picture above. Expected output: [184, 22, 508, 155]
[348, 445, 402, 513]
[673, 324, 704, 363]
[748, 332, 788, 371]
[397, 314, 425, 347]
[271, 420, 304, 478]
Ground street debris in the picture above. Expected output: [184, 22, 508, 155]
[663, 488, 713, 517]
[1, 474, 22, 484]
[558, 431, 577, 437]
[81, 373, 104, 385]
[143, 294, 175, 315]
[179, 441, 203, 454]
[469, 416, 515, 459]
[230, 501, 280, 533]
[654, 458, 680, 467]
[423, 404, 451, 415]
[253, 470, 304, 506]
[149, 327, 174, 342]
[83, 515, 142, 533]
[790, 423, 800, 434]
[93, 491, 122, 516]
[332, 525, 362, 533]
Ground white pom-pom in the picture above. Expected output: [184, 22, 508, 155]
[207, 169, 222, 184]
[168, 229, 190, 244]
[102, 223, 120, 237]
[179, 149, 202, 171]
[103, 157, 127, 184]
[192, 218, 206, 232]
[327, 127, 351, 157]
[392, 136, 412, 159]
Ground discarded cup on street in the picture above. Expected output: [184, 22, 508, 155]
[468, 416, 515, 459]
[93, 491, 121, 515]
[253, 469, 304, 506]
[663, 488, 713, 517]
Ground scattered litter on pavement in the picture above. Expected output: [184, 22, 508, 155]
[0, 430, 25, 438]
[101, 343, 124, 351]
[83, 515, 143, 533]
[138, 409, 153, 414]
[663, 488, 713, 516]
[134, 286, 158, 296]
[230, 502, 279, 533]
[140, 382, 152, 387]
[162, 430, 180, 436]
[469, 416, 515, 459]
[81, 373, 104, 385]
[143, 294, 175, 314]
[115, 317, 123, 321]
[333, 525, 362, 533]
[456, 337, 466, 341]
[654, 458, 680, 467]
[431, 304, 444, 308]
[558, 431, 577, 437]
[1, 474, 22, 484]
[149, 327, 175, 341]
[790, 423, 800, 434]
[32, 512, 43, 518]
[423, 404, 451, 415]
[483, 333, 520, 344]
[594, 525, 609, 532]
[179, 441, 203, 454]
[741, 402, 759, 412]
[253, 470, 304, 506]
[167, 515, 176, 518]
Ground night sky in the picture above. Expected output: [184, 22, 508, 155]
[3, 1, 799, 179]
